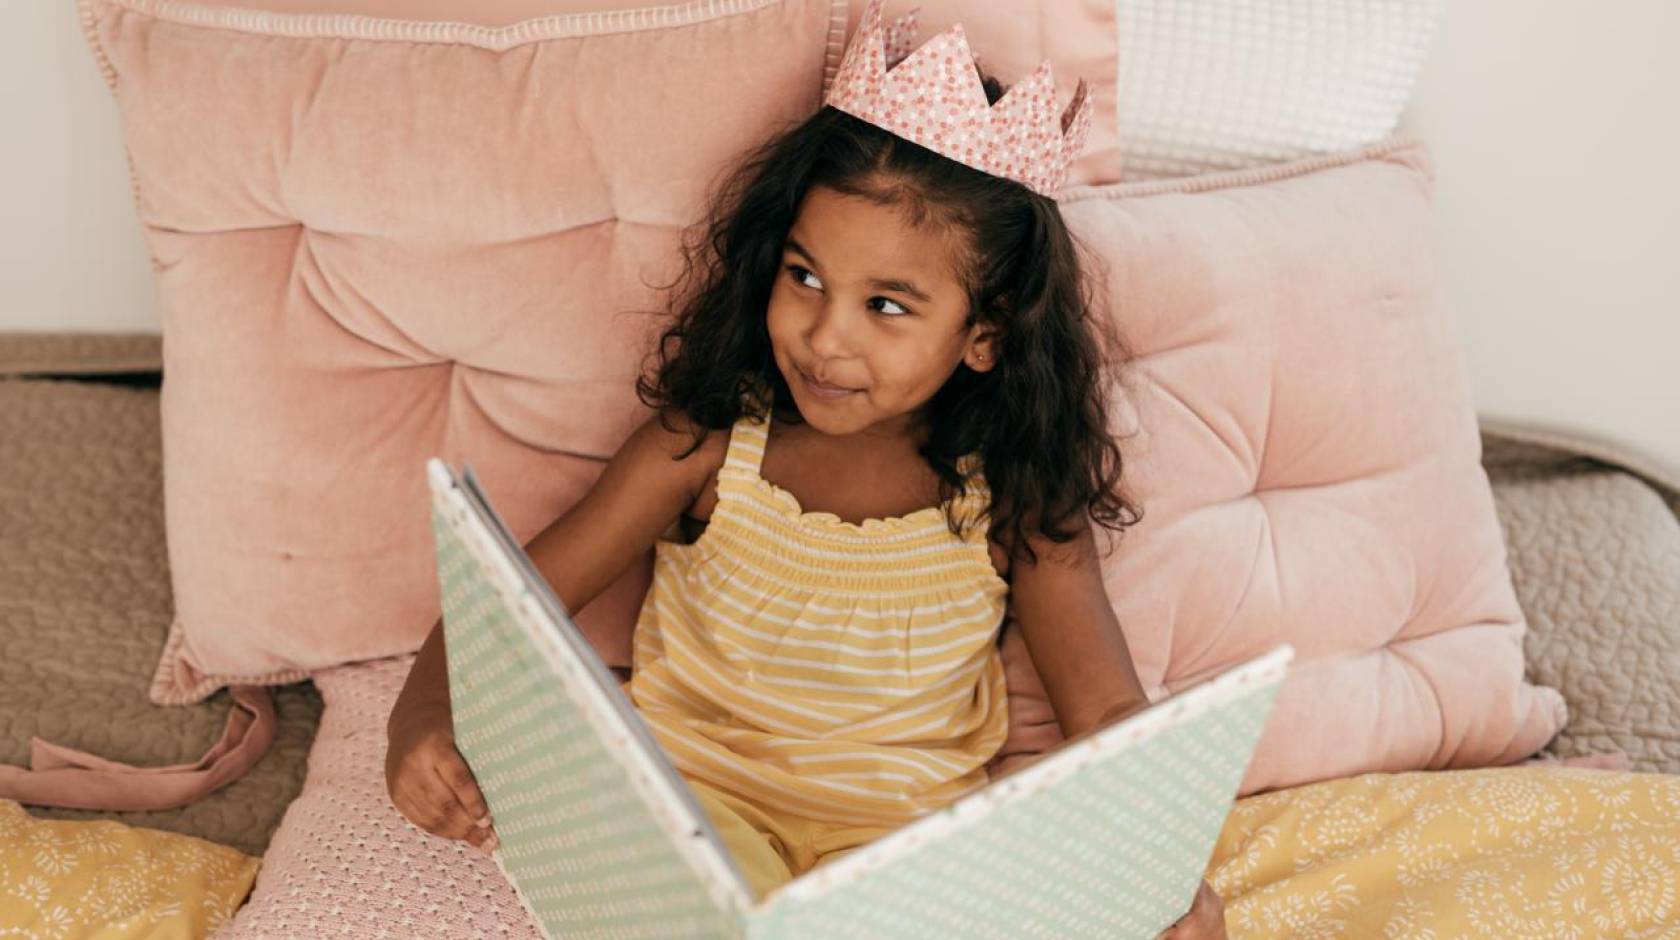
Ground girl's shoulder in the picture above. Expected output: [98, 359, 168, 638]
[637, 407, 730, 469]
[631, 407, 729, 507]
[641, 408, 731, 544]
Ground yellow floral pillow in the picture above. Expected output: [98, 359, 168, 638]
[0, 799, 259, 938]
[1210, 766, 1680, 938]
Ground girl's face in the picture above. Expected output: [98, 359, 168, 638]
[767, 184, 999, 440]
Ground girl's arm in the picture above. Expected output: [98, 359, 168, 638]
[386, 408, 720, 846]
[1005, 517, 1149, 740]
[525, 407, 722, 623]
[394, 407, 719, 712]
[1004, 521, 1229, 940]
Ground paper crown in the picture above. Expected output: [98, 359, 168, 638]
[823, 0, 1092, 198]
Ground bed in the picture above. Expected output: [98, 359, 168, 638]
[3, 331, 1677, 936]
[6, 0, 1680, 936]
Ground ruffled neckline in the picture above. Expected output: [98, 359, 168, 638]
[749, 475, 949, 535]
[744, 451, 985, 537]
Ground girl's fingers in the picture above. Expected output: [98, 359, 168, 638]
[393, 773, 472, 840]
[428, 764, 486, 841]
[1008, 720, 1064, 752]
[435, 748, 492, 825]
[1188, 880, 1227, 938]
[388, 731, 490, 844]
[1152, 880, 1220, 939]
[986, 751, 1052, 782]
[1009, 695, 1059, 724]
[1197, 879, 1225, 918]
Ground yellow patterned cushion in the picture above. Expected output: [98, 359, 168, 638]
[0, 799, 259, 937]
[1211, 766, 1680, 938]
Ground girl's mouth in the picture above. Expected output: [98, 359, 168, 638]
[798, 368, 858, 399]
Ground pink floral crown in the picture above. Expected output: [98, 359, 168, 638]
[823, 0, 1092, 198]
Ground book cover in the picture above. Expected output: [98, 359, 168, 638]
[428, 458, 1292, 939]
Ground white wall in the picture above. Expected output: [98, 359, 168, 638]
[8, 1, 1677, 478]
[3, 0, 664, 336]
[2, 2, 161, 333]
[1402, 0, 1679, 479]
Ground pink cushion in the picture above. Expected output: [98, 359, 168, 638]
[1035, 136, 1567, 793]
[186, 0, 1123, 187]
[74, 0, 846, 707]
[222, 655, 544, 938]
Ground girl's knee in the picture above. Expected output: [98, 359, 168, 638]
[689, 781, 794, 899]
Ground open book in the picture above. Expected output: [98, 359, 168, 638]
[427, 457, 1294, 940]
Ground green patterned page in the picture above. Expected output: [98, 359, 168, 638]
[429, 459, 750, 940]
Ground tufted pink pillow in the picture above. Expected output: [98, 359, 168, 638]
[185, 0, 1124, 186]
[74, 0, 844, 709]
[15, 0, 846, 811]
[1041, 136, 1568, 793]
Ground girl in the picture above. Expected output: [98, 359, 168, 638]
[389, 14, 1225, 938]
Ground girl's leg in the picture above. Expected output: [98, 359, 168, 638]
[686, 778, 796, 900]
[803, 822, 897, 874]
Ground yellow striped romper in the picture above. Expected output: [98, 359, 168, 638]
[621, 405, 1010, 897]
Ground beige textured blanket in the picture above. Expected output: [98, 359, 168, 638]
[0, 334, 320, 855]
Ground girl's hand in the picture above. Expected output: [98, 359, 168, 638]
[988, 617, 1065, 779]
[994, 609, 1221, 937]
[385, 701, 498, 855]
[985, 750, 1044, 780]
[1154, 880, 1227, 940]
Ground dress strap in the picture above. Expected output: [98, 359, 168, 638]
[720, 408, 770, 479]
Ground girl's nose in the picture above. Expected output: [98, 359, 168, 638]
[805, 300, 854, 359]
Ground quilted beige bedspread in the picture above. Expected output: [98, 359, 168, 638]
[1481, 430, 1680, 773]
[0, 334, 321, 856]
[0, 333, 1673, 860]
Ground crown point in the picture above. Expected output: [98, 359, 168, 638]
[825, 0, 1089, 198]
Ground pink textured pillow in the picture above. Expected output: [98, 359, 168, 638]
[1037, 136, 1568, 793]
[223, 656, 544, 938]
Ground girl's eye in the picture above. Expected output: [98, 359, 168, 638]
[784, 265, 911, 317]
[787, 264, 822, 291]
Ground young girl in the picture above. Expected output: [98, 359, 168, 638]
[389, 5, 1226, 936]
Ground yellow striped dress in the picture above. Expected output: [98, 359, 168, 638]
[624, 405, 1011, 843]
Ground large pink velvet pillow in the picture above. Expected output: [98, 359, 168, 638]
[1039, 136, 1568, 793]
[184, 0, 1124, 186]
[74, 0, 846, 706]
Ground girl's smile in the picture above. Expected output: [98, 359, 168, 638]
[795, 365, 860, 399]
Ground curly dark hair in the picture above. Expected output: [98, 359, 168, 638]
[635, 73, 1144, 566]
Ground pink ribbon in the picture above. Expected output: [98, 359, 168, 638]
[0, 685, 277, 811]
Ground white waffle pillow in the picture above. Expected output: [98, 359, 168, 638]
[1116, 0, 1444, 179]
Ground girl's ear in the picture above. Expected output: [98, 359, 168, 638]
[965, 324, 1002, 373]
